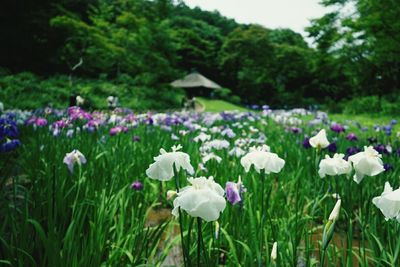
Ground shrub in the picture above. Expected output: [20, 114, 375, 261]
[343, 96, 381, 115]
[342, 95, 400, 116]
[214, 87, 232, 99]
[0, 72, 182, 111]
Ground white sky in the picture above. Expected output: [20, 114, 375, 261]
[183, 0, 333, 38]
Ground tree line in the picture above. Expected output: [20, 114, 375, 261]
[0, 0, 399, 109]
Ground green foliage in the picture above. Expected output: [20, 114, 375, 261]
[269, 28, 309, 48]
[0, 0, 399, 110]
[307, 0, 400, 99]
[50, 0, 178, 83]
[212, 87, 241, 104]
[167, 16, 222, 79]
[0, 72, 182, 110]
[342, 95, 400, 115]
[219, 26, 316, 107]
[213, 87, 231, 98]
[219, 25, 276, 104]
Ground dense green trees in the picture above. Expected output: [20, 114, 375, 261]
[0, 0, 399, 109]
[307, 0, 400, 99]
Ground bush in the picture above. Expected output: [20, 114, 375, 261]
[342, 95, 400, 116]
[0, 72, 182, 111]
[343, 96, 381, 115]
[212, 87, 242, 105]
[229, 95, 242, 105]
[381, 100, 400, 115]
[214, 87, 232, 99]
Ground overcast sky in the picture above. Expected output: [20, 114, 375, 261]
[183, 0, 332, 38]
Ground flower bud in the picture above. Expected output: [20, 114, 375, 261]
[214, 221, 220, 239]
[131, 181, 143, 191]
[271, 241, 277, 261]
[328, 199, 341, 221]
[322, 220, 336, 250]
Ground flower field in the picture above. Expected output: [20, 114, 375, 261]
[1, 107, 400, 266]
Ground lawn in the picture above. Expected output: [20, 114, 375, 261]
[196, 97, 249, 112]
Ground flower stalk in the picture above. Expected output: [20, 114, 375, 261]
[197, 217, 202, 267]
[173, 164, 189, 267]
[320, 199, 341, 267]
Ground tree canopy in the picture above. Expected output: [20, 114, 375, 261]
[0, 0, 399, 108]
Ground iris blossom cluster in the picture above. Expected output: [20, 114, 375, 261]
[0, 117, 21, 152]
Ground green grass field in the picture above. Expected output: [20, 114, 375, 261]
[198, 97, 399, 132]
[197, 97, 249, 112]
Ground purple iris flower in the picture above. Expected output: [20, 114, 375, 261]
[131, 181, 143, 191]
[383, 125, 392, 132]
[384, 163, 393, 172]
[330, 123, 345, 133]
[26, 117, 48, 127]
[145, 113, 154, 125]
[346, 147, 361, 156]
[0, 139, 21, 152]
[109, 126, 128, 136]
[26, 117, 36, 125]
[346, 133, 358, 141]
[53, 119, 69, 129]
[132, 135, 141, 142]
[0, 118, 19, 139]
[124, 114, 136, 123]
[220, 112, 236, 121]
[291, 127, 301, 134]
[303, 137, 311, 149]
[35, 118, 48, 127]
[327, 142, 337, 153]
[374, 144, 389, 155]
[383, 125, 392, 136]
[109, 127, 120, 136]
[391, 119, 397, 125]
[225, 182, 242, 205]
[87, 120, 101, 129]
[68, 106, 92, 121]
[164, 117, 174, 126]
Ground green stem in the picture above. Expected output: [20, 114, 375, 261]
[348, 176, 353, 266]
[173, 164, 188, 267]
[320, 248, 326, 267]
[335, 176, 339, 200]
[197, 217, 202, 267]
[294, 172, 301, 266]
[260, 170, 266, 266]
[187, 217, 194, 261]
[159, 181, 163, 202]
[359, 184, 366, 266]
